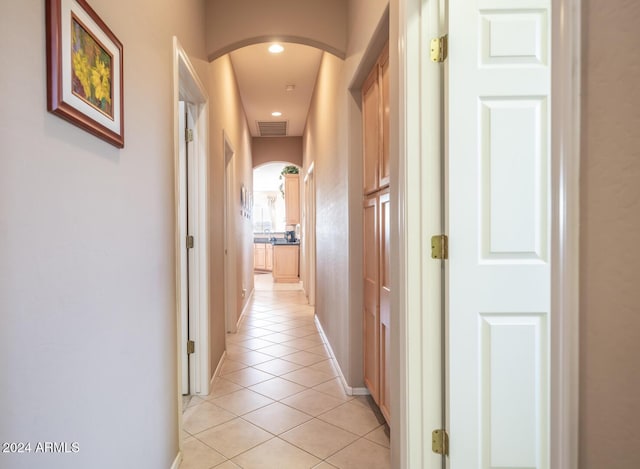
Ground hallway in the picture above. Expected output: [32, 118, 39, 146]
[180, 275, 391, 468]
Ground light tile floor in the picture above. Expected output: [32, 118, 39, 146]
[180, 274, 390, 469]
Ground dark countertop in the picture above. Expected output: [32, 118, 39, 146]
[272, 239, 300, 246]
[253, 237, 299, 246]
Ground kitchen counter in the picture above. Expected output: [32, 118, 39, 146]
[254, 237, 299, 245]
[271, 243, 299, 283]
[271, 239, 300, 245]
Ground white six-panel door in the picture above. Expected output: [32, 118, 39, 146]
[448, 0, 551, 468]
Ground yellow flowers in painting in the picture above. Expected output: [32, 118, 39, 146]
[71, 18, 113, 118]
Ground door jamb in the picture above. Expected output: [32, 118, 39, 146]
[178, 101, 189, 395]
[173, 36, 210, 452]
[550, 0, 581, 467]
[391, 0, 443, 467]
[223, 131, 237, 334]
[303, 162, 316, 305]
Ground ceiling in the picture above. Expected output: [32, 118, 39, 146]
[230, 42, 323, 137]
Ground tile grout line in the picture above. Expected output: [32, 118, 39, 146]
[182, 280, 389, 469]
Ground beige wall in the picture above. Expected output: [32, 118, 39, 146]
[304, 51, 351, 375]
[207, 55, 255, 374]
[580, 2, 640, 467]
[253, 137, 303, 168]
[0, 0, 206, 467]
[205, 0, 348, 60]
[303, 0, 389, 386]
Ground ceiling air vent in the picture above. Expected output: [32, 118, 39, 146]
[257, 121, 288, 137]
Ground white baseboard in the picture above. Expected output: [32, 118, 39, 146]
[314, 316, 370, 397]
[209, 350, 227, 390]
[350, 386, 371, 395]
[170, 452, 181, 469]
[236, 288, 255, 330]
[205, 288, 252, 392]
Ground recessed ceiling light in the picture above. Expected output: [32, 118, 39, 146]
[268, 44, 284, 54]
[271, 111, 282, 117]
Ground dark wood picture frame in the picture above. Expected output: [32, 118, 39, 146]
[46, 0, 124, 148]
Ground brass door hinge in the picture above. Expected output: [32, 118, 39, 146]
[432, 429, 449, 455]
[185, 128, 194, 143]
[186, 235, 195, 249]
[187, 340, 195, 354]
[430, 35, 448, 62]
[431, 234, 448, 260]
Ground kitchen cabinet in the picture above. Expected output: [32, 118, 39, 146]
[254, 243, 265, 270]
[362, 66, 379, 195]
[254, 242, 273, 272]
[272, 244, 299, 283]
[284, 174, 300, 225]
[362, 43, 391, 425]
[265, 243, 273, 270]
[380, 50, 390, 189]
[378, 189, 391, 422]
[363, 194, 379, 403]
[363, 189, 391, 423]
[362, 44, 390, 195]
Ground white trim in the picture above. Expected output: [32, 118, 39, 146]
[173, 36, 210, 449]
[304, 161, 315, 183]
[350, 387, 371, 396]
[302, 163, 316, 305]
[550, 0, 581, 468]
[392, 0, 444, 467]
[236, 288, 255, 330]
[223, 131, 237, 334]
[193, 100, 210, 396]
[178, 102, 189, 395]
[210, 351, 227, 390]
[170, 452, 182, 469]
[177, 40, 210, 397]
[314, 317, 370, 396]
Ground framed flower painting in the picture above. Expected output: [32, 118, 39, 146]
[46, 0, 124, 148]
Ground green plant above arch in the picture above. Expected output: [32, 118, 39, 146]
[280, 165, 299, 176]
[279, 165, 299, 198]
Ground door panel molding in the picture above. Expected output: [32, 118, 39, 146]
[363, 194, 380, 402]
[448, 0, 552, 466]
